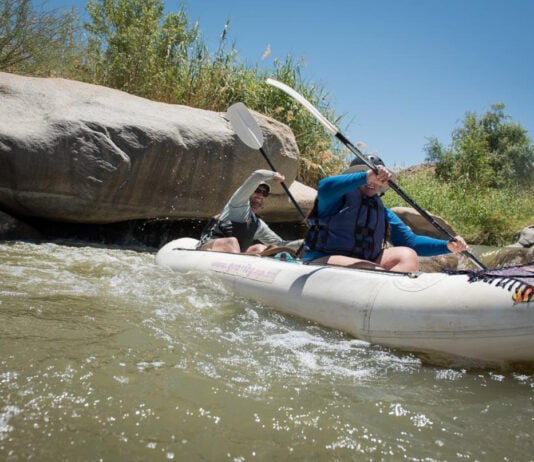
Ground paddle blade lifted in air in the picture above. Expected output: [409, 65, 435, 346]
[226, 102, 264, 150]
[226, 102, 308, 222]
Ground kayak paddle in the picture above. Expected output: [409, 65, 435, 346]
[226, 102, 308, 223]
[266, 78, 486, 270]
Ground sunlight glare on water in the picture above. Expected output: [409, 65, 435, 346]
[0, 241, 533, 461]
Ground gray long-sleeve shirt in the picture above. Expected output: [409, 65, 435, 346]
[218, 169, 287, 246]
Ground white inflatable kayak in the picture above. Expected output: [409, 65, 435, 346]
[156, 238, 534, 367]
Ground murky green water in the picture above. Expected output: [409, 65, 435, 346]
[1, 241, 533, 461]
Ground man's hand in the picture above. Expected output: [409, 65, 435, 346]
[367, 165, 392, 188]
[272, 172, 285, 183]
[447, 236, 469, 253]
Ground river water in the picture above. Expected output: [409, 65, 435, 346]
[1, 241, 533, 461]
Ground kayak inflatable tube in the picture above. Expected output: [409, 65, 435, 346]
[156, 238, 534, 368]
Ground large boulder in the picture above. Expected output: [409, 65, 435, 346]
[0, 72, 311, 224]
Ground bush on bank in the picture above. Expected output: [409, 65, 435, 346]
[382, 166, 534, 246]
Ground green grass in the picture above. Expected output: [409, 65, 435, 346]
[382, 166, 534, 245]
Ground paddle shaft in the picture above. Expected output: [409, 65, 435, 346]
[335, 132, 487, 269]
[258, 146, 308, 223]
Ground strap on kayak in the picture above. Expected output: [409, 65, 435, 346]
[446, 263, 534, 304]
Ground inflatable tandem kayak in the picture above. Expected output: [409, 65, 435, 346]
[156, 238, 534, 367]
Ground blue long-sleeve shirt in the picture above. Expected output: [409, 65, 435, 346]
[303, 171, 450, 262]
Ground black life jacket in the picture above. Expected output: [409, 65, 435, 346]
[200, 213, 260, 252]
[305, 190, 388, 261]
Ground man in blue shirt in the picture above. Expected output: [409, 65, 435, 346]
[303, 156, 469, 272]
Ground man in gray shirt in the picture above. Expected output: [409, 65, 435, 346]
[197, 169, 296, 254]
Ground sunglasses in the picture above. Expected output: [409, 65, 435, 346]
[254, 188, 269, 197]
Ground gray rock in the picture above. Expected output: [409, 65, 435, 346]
[419, 253, 465, 272]
[391, 206, 456, 238]
[0, 72, 309, 224]
[516, 225, 534, 248]
[483, 247, 534, 268]
[0, 210, 42, 241]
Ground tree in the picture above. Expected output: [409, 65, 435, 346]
[0, 0, 81, 76]
[85, 0, 199, 99]
[424, 104, 534, 189]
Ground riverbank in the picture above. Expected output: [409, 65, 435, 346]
[384, 165, 534, 246]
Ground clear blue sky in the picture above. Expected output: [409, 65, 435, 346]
[50, 0, 534, 168]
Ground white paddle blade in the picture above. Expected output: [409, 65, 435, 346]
[266, 78, 339, 135]
[226, 102, 264, 150]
